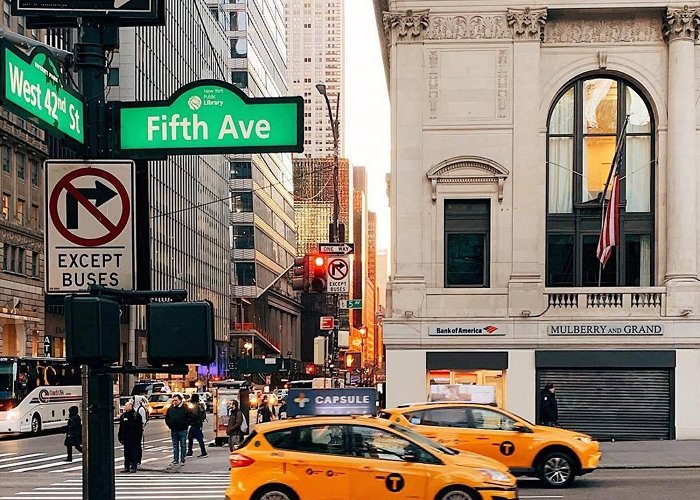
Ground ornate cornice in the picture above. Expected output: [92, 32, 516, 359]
[664, 5, 700, 41]
[507, 7, 547, 40]
[544, 17, 664, 44]
[427, 156, 509, 203]
[426, 14, 510, 40]
[383, 9, 430, 42]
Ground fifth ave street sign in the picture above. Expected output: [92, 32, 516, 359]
[45, 160, 135, 294]
[0, 41, 84, 144]
[119, 79, 303, 157]
[12, 0, 158, 17]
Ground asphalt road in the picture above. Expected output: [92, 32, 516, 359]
[519, 468, 700, 499]
[3, 425, 700, 498]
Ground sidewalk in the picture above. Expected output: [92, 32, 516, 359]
[600, 440, 700, 469]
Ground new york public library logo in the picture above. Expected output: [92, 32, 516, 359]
[547, 324, 664, 335]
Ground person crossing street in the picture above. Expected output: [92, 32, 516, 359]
[117, 401, 143, 473]
[165, 394, 193, 466]
[186, 394, 208, 458]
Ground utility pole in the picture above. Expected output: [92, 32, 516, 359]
[75, 19, 117, 500]
[317, 83, 341, 384]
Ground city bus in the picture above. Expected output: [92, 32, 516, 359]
[0, 356, 81, 435]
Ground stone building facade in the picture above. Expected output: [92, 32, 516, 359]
[376, 1, 700, 440]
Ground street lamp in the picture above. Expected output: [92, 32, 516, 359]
[243, 341, 253, 358]
[316, 82, 341, 243]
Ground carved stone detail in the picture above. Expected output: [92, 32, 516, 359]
[427, 156, 510, 204]
[427, 15, 510, 40]
[383, 9, 430, 42]
[664, 6, 700, 41]
[497, 50, 508, 118]
[544, 17, 664, 43]
[507, 7, 547, 40]
[427, 51, 439, 120]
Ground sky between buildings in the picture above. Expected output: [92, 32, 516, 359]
[344, 0, 391, 251]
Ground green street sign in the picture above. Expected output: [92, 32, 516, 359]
[0, 41, 85, 144]
[119, 79, 304, 157]
[341, 299, 363, 309]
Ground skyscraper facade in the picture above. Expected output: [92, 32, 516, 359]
[112, 0, 231, 380]
[293, 156, 350, 254]
[285, 0, 344, 158]
[0, 21, 46, 357]
[209, 0, 302, 363]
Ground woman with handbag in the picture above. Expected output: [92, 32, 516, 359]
[64, 406, 83, 462]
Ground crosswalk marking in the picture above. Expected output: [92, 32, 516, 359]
[0, 473, 231, 499]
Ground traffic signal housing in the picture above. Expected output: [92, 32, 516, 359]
[309, 254, 327, 292]
[291, 255, 309, 291]
[147, 301, 215, 366]
[65, 296, 120, 365]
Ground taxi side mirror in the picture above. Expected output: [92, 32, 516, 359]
[513, 424, 532, 433]
[402, 452, 418, 462]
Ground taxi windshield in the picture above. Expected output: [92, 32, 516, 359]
[389, 423, 458, 455]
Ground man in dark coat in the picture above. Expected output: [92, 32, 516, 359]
[539, 383, 559, 427]
[64, 406, 83, 462]
[165, 394, 193, 466]
[226, 400, 244, 451]
[118, 401, 143, 472]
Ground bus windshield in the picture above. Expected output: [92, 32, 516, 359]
[0, 360, 15, 400]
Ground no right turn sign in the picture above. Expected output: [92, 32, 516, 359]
[45, 160, 136, 294]
[327, 256, 349, 294]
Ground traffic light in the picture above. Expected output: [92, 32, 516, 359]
[342, 351, 361, 370]
[65, 296, 120, 365]
[305, 363, 317, 375]
[291, 255, 309, 291]
[147, 301, 215, 366]
[309, 254, 327, 292]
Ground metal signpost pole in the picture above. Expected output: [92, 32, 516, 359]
[76, 19, 116, 500]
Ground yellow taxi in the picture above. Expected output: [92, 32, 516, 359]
[225, 415, 518, 500]
[146, 393, 172, 418]
[381, 402, 601, 488]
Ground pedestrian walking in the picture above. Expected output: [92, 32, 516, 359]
[226, 400, 245, 451]
[278, 399, 288, 420]
[164, 393, 193, 466]
[539, 383, 559, 427]
[64, 406, 83, 462]
[186, 394, 208, 458]
[133, 395, 149, 465]
[256, 395, 275, 424]
[117, 401, 143, 473]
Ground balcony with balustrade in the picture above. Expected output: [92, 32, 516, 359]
[544, 287, 665, 318]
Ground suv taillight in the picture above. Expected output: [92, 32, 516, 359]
[229, 453, 255, 468]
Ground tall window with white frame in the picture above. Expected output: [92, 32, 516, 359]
[546, 76, 654, 287]
[444, 200, 490, 287]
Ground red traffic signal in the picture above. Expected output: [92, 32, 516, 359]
[309, 254, 327, 292]
[305, 363, 316, 375]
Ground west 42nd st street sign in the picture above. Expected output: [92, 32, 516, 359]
[0, 41, 84, 144]
[119, 79, 303, 156]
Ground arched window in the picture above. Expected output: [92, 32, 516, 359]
[547, 76, 654, 287]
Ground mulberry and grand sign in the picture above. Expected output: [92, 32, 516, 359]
[429, 324, 508, 336]
[547, 323, 664, 335]
[119, 79, 303, 157]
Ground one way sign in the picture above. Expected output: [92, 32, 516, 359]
[45, 160, 135, 294]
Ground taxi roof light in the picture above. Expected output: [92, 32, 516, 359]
[229, 453, 255, 468]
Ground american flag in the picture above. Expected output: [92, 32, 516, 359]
[596, 172, 619, 267]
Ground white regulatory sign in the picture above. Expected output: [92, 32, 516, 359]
[45, 160, 136, 294]
[326, 256, 350, 294]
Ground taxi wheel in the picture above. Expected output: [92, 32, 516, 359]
[252, 485, 299, 500]
[436, 486, 478, 500]
[538, 452, 575, 488]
